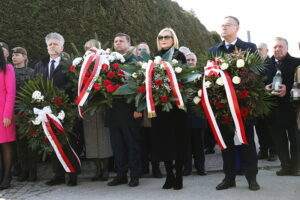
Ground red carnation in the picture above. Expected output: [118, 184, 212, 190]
[155, 80, 163, 86]
[113, 63, 119, 70]
[215, 101, 225, 109]
[240, 107, 250, 117]
[138, 86, 146, 93]
[28, 130, 36, 137]
[161, 96, 168, 102]
[238, 91, 249, 99]
[102, 64, 109, 70]
[18, 112, 25, 118]
[103, 79, 112, 86]
[54, 97, 63, 105]
[114, 84, 121, 90]
[118, 70, 125, 77]
[93, 83, 101, 91]
[106, 85, 115, 93]
[178, 83, 183, 89]
[85, 71, 90, 77]
[107, 71, 115, 79]
[222, 116, 231, 124]
[69, 65, 75, 72]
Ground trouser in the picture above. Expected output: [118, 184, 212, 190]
[109, 127, 141, 177]
[256, 118, 276, 154]
[17, 138, 38, 170]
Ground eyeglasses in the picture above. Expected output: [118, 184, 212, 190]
[158, 35, 173, 41]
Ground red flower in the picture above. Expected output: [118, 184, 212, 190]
[222, 116, 231, 124]
[18, 112, 25, 118]
[161, 96, 168, 102]
[178, 83, 183, 89]
[107, 71, 115, 79]
[114, 84, 121, 90]
[43, 137, 49, 143]
[215, 57, 222, 64]
[155, 80, 163, 86]
[93, 83, 101, 91]
[240, 107, 250, 117]
[54, 97, 63, 105]
[215, 101, 225, 109]
[102, 64, 109, 70]
[106, 85, 115, 93]
[118, 70, 125, 77]
[238, 91, 249, 99]
[113, 63, 119, 70]
[69, 65, 75, 72]
[28, 130, 36, 137]
[103, 79, 112, 86]
[138, 86, 146, 93]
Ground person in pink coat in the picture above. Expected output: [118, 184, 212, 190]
[0, 45, 16, 190]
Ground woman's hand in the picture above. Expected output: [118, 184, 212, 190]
[3, 118, 11, 128]
[133, 112, 143, 119]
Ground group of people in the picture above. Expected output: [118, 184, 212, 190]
[0, 15, 300, 192]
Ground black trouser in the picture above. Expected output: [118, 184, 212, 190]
[184, 128, 205, 170]
[269, 124, 299, 171]
[17, 138, 38, 170]
[255, 118, 276, 154]
[221, 124, 258, 180]
[204, 127, 216, 150]
[140, 127, 159, 171]
[109, 127, 141, 178]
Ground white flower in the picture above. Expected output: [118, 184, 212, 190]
[204, 81, 212, 88]
[172, 59, 178, 65]
[236, 59, 245, 68]
[32, 117, 42, 125]
[220, 63, 229, 70]
[132, 72, 138, 78]
[232, 76, 241, 84]
[32, 91, 42, 100]
[154, 56, 162, 65]
[197, 89, 202, 97]
[193, 96, 201, 104]
[159, 64, 165, 69]
[36, 95, 44, 102]
[57, 110, 65, 121]
[175, 67, 182, 73]
[216, 77, 224, 86]
[110, 52, 125, 63]
[142, 62, 148, 69]
[72, 57, 82, 66]
[137, 61, 143, 66]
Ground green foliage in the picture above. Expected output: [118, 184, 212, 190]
[0, 0, 216, 66]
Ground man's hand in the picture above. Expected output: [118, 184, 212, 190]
[3, 118, 11, 128]
[133, 112, 142, 119]
[265, 83, 272, 91]
[273, 84, 286, 97]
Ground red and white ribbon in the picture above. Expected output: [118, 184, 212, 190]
[33, 106, 81, 173]
[145, 60, 184, 118]
[201, 60, 248, 150]
[76, 48, 107, 118]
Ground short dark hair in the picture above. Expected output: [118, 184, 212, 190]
[0, 46, 6, 73]
[114, 33, 131, 43]
[224, 16, 240, 25]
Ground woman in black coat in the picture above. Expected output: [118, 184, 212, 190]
[151, 27, 189, 190]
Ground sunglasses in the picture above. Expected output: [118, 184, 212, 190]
[158, 35, 173, 41]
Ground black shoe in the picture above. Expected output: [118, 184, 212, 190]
[162, 174, 175, 189]
[290, 169, 300, 176]
[196, 168, 207, 176]
[257, 150, 268, 160]
[17, 170, 29, 182]
[173, 175, 183, 190]
[107, 176, 128, 186]
[28, 168, 37, 182]
[67, 173, 77, 186]
[276, 168, 291, 176]
[45, 177, 65, 186]
[128, 177, 139, 187]
[182, 169, 191, 176]
[248, 180, 260, 191]
[0, 178, 11, 190]
[216, 179, 236, 190]
[152, 168, 163, 178]
[236, 170, 246, 175]
[204, 149, 215, 154]
[267, 153, 278, 161]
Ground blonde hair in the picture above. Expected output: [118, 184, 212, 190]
[156, 27, 179, 51]
[84, 39, 101, 51]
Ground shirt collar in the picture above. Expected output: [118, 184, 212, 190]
[225, 39, 237, 46]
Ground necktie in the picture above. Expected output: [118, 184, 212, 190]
[275, 60, 282, 70]
[49, 60, 55, 79]
[226, 44, 234, 52]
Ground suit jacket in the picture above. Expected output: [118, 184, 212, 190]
[265, 53, 300, 126]
[209, 38, 257, 56]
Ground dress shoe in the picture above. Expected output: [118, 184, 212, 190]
[128, 177, 139, 187]
[0, 178, 11, 190]
[162, 174, 175, 189]
[216, 179, 236, 190]
[290, 169, 300, 176]
[45, 177, 65, 186]
[182, 169, 191, 176]
[248, 180, 260, 191]
[257, 150, 268, 160]
[67, 173, 77, 186]
[173, 175, 183, 190]
[196, 169, 207, 176]
[152, 168, 163, 178]
[276, 168, 291, 176]
[107, 176, 128, 186]
[267, 153, 278, 161]
[204, 149, 215, 154]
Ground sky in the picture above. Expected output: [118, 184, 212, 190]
[174, 0, 300, 57]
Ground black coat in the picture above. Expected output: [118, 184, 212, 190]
[265, 53, 300, 127]
[209, 38, 257, 55]
[151, 48, 189, 161]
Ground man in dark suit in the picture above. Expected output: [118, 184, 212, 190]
[33, 32, 79, 186]
[209, 16, 260, 191]
[265, 37, 300, 176]
[106, 33, 142, 187]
